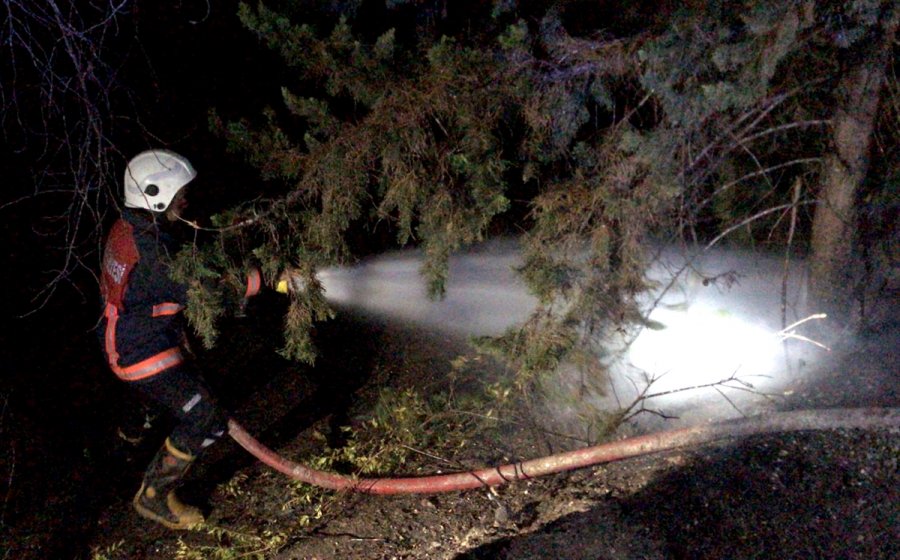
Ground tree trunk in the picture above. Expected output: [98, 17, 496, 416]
[808, 9, 898, 326]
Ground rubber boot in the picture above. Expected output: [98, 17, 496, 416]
[133, 438, 204, 530]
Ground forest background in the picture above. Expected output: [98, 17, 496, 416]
[0, 0, 897, 557]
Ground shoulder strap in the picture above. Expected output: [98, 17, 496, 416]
[101, 218, 140, 308]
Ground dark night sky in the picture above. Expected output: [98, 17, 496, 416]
[0, 4, 285, 550]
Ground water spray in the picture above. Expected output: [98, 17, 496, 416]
[229, 243, 896, 493]
[296, 242, 827, 407]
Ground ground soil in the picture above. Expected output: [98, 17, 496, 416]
[2, 295, 898, 559]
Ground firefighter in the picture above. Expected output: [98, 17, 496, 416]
[98, 150, 263, 529]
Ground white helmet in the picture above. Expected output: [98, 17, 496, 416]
[123, 150, 197, 212]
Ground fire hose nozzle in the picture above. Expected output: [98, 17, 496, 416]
[276, 272, 312, 295]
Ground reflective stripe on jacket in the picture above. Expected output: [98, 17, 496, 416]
[104, 304, 184, 381]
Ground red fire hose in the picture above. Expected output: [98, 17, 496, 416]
[228, 407, 898, 495]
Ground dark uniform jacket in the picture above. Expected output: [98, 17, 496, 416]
[99, 210, 190, 381]
[99, 210, 261, 382]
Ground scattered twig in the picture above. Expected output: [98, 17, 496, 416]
[777, 313, 830, 350]
[779, 333, 830, 350]
[617, 310, 832, 428]
[714, 386, 747, 417]
[307, 531, 385, 541]
[397, 444, 458, 466]
[778, 313, 828, 334]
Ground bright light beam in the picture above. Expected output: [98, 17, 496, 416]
[626, 303, 785, 394]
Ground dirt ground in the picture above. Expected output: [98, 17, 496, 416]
[92, 305, 900, 559]
[3, 297, 899, 559]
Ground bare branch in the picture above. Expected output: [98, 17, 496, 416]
[710, 158, 823, 201]
[739, 119, 832, 144]
[704, 200, 816, 252]
[777, 313, 830, 350]
[713, 386, 747, 417]
[1, 0, 133, 308]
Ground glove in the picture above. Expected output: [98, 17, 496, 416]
[276, 268, 306, 294]
[276, 279, 290, 294]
